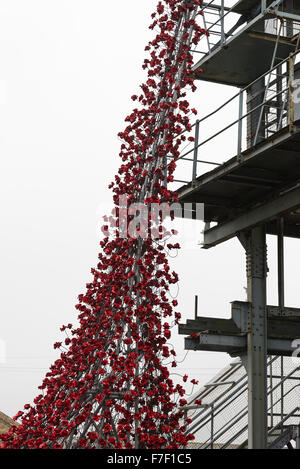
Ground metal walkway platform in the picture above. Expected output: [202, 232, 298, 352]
[194, 1, 299, 86]
[177, 123, 300, 247]
[179, 301, 300, 356]
[194, 28, 295, 87]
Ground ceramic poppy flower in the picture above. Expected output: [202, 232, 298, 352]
[1, 0, 205, 450]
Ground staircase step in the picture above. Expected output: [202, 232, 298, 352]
[238, 426, 297, 449]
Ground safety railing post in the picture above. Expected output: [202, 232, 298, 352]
[289, 53, 295, 133]
[221, 0, 225, 45]
[237, 90, 243, 158]
[211, 404, 214, 450]
[270, 359, 274, 428]
[192, 119, 200, 184]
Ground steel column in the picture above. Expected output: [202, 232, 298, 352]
[245, 226, 268, 449]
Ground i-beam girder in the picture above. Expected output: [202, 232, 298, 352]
[203, 184, 300, 248]
[179, 301, 300, 357]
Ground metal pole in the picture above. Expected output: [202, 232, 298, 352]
[246, 226, 268, 449]
[280, 356, 284, 433]
[194, 295, 198, 319]
[289, 54, 295, 133]
[278, 217, 285, 313]
[211, 404, 214, 450]
[296, 426, 300, 449]
[270, 359, 274, 429]
[220, 0, 225, 45]
[192, 119, 200, 184]
[277, 217, 285, 432]
[237, 90, 243, 158]
[261, 0, 266, 13]
[286, 0, 294, 38]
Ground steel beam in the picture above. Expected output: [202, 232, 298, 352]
[179, 317, 239, 335]
[185, 333, 246, 354]
[179, 316, 300, 339]
[272, 9, 300, 22]
[185, 334, 295, 356]
[203, 184, 300, 248]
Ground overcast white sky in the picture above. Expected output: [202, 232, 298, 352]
[1, 0, 300, 419]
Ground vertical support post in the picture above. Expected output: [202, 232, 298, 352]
[246, 226, 268, 449]
[278, 217, 285, 313]
[276, 64, 283, 132]
[277, 217, 285, 431]
[194, 295, 198, 319]
[289, 54, 295, 133]
[280, 356, 284, 432]
[211, 404, 214, 450]
[237, 90, 243, 159]
[261, 0, 266, 13]
[286, 0, 294, 38]
[220, 0, 225, 45]
[296, 426, 300, 449]
[192, 119, 200, 184]
[270, 359, 274, 429]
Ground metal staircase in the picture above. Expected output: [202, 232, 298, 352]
[239, 425, 298, 449]
[184, 357, 300, 449]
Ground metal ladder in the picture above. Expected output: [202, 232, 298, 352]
[254, 19, 300, 144]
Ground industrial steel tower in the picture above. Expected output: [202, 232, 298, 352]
[176, 0, 300, 449]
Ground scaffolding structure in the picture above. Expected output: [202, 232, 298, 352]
[175, 0, 300, 449]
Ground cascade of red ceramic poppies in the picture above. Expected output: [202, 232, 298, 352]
[1, 0, 206, 449]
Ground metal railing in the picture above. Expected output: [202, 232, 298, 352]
[194, 1, 296, 60]
[171, 47, 300, 186]
[185, 356, 300, 449]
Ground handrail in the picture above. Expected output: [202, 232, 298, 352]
[175, 51, 296, 150]
[173, 42, 300, 146]
[201, 2, 237, 38]
[187, 357, 279, 435]
[186, 358, 300, 449]
[171, 45, 299, 183]
[188, 380, 247, 435]
[271, 383, 300, 411]
[202, 388, 300, 449]
[269, 407, 300, 434]
[178, 86, 288, 161]
[197, 0, 287, 61]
